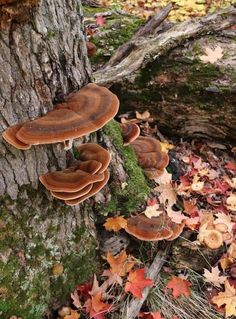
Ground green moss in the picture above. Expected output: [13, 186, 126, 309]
[100, 120, 150, 215]
[0, 191, 98, 319]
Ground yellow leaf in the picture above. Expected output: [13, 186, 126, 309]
[160, 141, 174, 153]
[212, 280, 236, 318]
[103, 216, 127, 232]
[135, 110, 150, 120]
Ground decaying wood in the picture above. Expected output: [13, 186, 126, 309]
[123, 243, 172, 319]
[103, 4, 173, 68]
[94, 6, 236, 86]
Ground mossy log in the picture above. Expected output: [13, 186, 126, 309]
[94, 6, 236, 141]
[0, 1, 149, 318]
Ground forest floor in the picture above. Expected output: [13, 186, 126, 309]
[51, 2, 236, 319]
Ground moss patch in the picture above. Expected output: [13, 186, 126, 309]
[101, 120, 150, 215]
[0, 189, 97, 319]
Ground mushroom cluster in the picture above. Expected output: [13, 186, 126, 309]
[40, 143, 110, 206]
[2, 83, 119, 206]
[130, 136, 169, 179]
[3, 83, 119, 149]
[125, 213, 185, 241]
[120, 123, 140, 146]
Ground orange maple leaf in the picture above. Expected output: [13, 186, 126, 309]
[64, 310, 80, 319]
[125, 268, 154, 298]
[85, 292, 111, 319]
[106, 250, 135, 277]
[103, 216, 127, 232]
[225, 161, 236, 171]
[165, 276, 191, 299]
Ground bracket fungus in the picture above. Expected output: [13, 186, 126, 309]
[130, 136, 169, 179]
[120, 123, 140, 145]
[39, 143, 111, 206]
[2, 83, 119, 149]
[125, 213, 184, 241]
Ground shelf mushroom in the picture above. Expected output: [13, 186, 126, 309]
[130, 136, 169, 179]
[39, 143, 111, 206]
[125, 213, 184, 241]
[120, 123, 140, 145]
[2, 83, 119, 149]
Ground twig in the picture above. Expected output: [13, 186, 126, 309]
[123, 242, 172, 319]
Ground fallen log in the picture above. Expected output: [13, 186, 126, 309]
[94, 6, 236, 141]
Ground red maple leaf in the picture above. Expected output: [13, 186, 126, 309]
[125, 268, 154, 298]
[225, 161, 236, 171]
[95, 16, 106, 26]
[165, 276, 191, 299]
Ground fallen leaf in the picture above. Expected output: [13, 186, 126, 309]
[212, 280, 236, 318]
[125, 268, 154, 298]
[154, 169, 172, 184]
[71, 289, 82, 309]
[102, 269, 123, 286]
[160, 141, 174, 153]
[95, 15, 106, 26]
[225, 161, 236, 171]
[103, 216, 127, 232]
[203, 266, 228, 288]
[135, 110, 150, 120]
[199, 46, 223, 64]
[144, 204, 164, 219]
[155, 183, 177, 207]
[166, 207, 186, 224]
[165, 276, 191, 299]
[64, 310, 80, 319]
[106, 250, 135, 277]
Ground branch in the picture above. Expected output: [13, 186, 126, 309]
[123, 243, 172, 319]
[94, 6, 236, 86]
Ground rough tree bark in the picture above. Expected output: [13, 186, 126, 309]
[0, 2, 149, 318]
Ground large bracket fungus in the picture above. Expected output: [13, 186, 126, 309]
[125, 213, 185, 241]
[130, 136, 169, 179]
[3, 83, 119, 149]
[120, 123, 140, 146]
[39, 144, 111, 206]
[2, 83, 119, 206]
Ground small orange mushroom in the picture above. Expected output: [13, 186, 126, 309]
[203, 230, 223, 250]
[120, 123, 140, 145]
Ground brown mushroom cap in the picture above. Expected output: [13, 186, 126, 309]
[203, 230, 223, 249]
[39, 169, 105, 193]
[65, 170, 110, 206]
[125, 213, 174, 241]
[2, 123, 31, 150]
[166, 221, 185, 241]
[15, 83, 119, 145]
[77, 143, 111, 174]
[137, 151, 163, 169]
[51, 184, 93, 200]
[144, 168, 164, 179]
[120, 123, 140, 145]
[75, 160, 102, 175]
[130, 136, 161, 153]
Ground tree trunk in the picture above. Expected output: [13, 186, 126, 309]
[0, 2, 150, 318]
[94, 6, 236, 141]
[0, 1, 94, 317]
